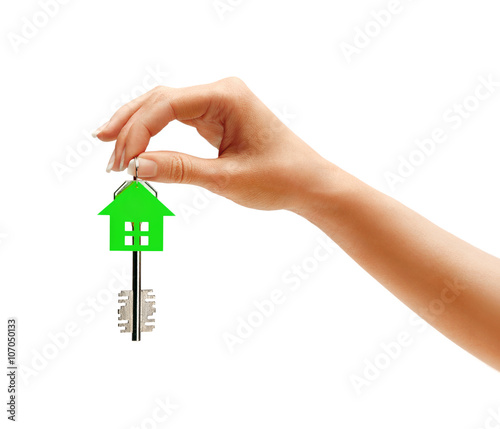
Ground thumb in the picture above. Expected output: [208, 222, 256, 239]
[127, 151, 223, 190]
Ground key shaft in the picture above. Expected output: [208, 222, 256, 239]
[132, 250, 141, 341]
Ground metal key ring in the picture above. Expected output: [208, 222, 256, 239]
[134, 157, 139, 180]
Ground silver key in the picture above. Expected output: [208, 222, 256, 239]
[118, 290, 156, 336]
[117, 251, 156, 340]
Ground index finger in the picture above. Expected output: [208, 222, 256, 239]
[107, 82, 225, 172]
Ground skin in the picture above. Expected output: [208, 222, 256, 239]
[96, 77, 500, 371]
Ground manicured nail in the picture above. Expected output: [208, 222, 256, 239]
[119, 151, 126, 171]
[105, 149, 115, 173]
[92, 121, 109, 138]
[127, 158, 157, 178]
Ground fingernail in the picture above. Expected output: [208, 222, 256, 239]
[127, 158, 157, 178]
[119, 151, 126, 171]
[92, 121, 109, 138]
[105, 149, 115, 173]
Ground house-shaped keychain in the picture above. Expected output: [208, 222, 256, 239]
[99, 180, 174, 251]
[99, 171, 175, 341]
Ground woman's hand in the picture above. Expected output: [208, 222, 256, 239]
[95, 77, 332, 212]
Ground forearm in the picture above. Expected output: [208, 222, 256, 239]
[294, 162, 500, 370]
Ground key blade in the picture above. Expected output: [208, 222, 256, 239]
[118, 290, 133, 333]
[141, 289, 156, 332]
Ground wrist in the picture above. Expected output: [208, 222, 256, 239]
[288, 158, 347, 220]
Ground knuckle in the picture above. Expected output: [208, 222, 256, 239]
[217, 77, 248, 100]
[150, 85, 171, 103]
[222, 76, 246, 87]
[168, 154, 189, 184]
[153, 85, 170, 94]
[223, 77, 247, 92]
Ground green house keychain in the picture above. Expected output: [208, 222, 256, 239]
[99, 158, 175, 341]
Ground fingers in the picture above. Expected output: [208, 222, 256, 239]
[95, 92, 149, 142]
[127, 151, 228, 193]
[111, 113, 153, 172]
[101, 89, 177, 172]
[96, 83, 223, 172]
[109, 90, 179, 172]
[95, 78, 248, 174]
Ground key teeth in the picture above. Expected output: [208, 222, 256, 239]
[140, 289, 156, 332]
[118, 290, 133, 333]
[117, 289, 157, 335]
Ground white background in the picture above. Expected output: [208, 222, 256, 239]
[2, 0, 500, 428]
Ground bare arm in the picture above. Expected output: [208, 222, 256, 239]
[95, 78, 500, 370]
[294, 165, 500, 370]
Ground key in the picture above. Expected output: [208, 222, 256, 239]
[99, 157, 175, 341]
[117, 256, 156, 340]
[117, 251, 153, 340]
[118, 288, 156, 339]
